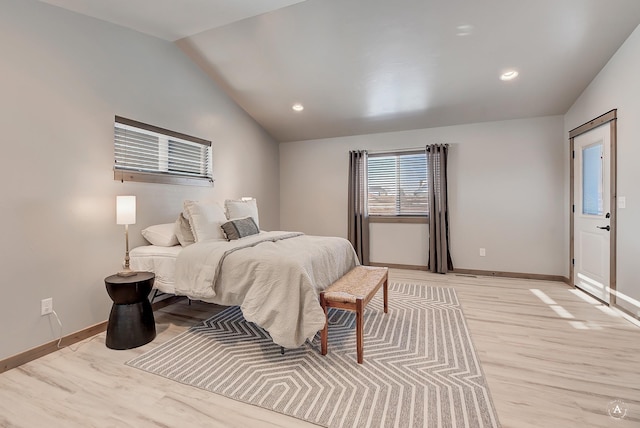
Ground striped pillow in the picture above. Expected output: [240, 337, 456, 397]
[221, 217, 259, 241]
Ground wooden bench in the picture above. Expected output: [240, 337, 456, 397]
[320, 266, 388, 363]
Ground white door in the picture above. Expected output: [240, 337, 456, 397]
[573, 124, 611, 302]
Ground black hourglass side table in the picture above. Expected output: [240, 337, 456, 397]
[104, 272, 156, 350]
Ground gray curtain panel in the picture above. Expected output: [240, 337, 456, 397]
[427, 144, 453, 273]
[348, 150, 370, 265]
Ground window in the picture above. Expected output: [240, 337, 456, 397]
[114, 116, 213, 186]
[582, 143, 603, 216]
[367, 150, 427, 216]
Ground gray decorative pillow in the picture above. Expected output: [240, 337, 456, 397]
[221, 217, 259, 241]
[225, 199, 260, 229]
[174, 213, 195, 247]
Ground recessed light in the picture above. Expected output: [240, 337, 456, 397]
[456, 24, 474, 36]
[500, 70, 519, 81]
[292, 103, 304, 112]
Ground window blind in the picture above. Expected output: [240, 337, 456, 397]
[367, 150, 428, 216]
[114, 116, 212, 185]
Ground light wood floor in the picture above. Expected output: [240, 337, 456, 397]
[0, 270, 638, 427]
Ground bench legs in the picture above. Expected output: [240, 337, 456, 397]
[321, 297, 368, 364]
[356, 298, 364, 363]
[320, 276, 388, 364]
[320, 293, 329, 356]
[383, 277, 388, 314]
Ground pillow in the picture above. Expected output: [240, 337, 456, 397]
[174, 213, 195, 247]
[141, 223, 179, 247]
[221, 217, 260, 241]
[183, 200, 227, 242]
[225, 199, 260, 229]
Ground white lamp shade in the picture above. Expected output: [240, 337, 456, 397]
[116, 196, 136, 225]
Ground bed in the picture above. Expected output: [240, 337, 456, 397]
[129, 244, 182, 295]
[130, 219, 359, 349]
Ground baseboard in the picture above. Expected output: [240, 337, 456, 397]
[370, 262, 428, 271]
[452, 268, 568, 283]
[370, 263, 568, 283]
[613, 303, 640, 324]
[0, 295, 185, 374]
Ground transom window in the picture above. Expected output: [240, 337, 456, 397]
[114, 116, 213, 186]
[367, 150, 427, 216]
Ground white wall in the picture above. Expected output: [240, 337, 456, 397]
[370, 223, 429, 266]
[280, 116, 565, 276]
[0, 0, 280, 360]
[565, 24, 640, 316]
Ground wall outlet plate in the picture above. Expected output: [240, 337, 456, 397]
[479, 248, 486, 257]
[41, 298, 53, 316]
[618, 196, 626, 209]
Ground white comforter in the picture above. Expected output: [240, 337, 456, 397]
[174, 231, 359, 348]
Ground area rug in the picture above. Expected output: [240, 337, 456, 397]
[127, 283, 500, 428]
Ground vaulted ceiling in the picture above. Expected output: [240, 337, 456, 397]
[38, 0, 640, 142]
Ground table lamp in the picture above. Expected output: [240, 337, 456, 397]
[116, 195, 136, 277]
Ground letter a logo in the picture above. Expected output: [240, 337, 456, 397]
[607, 400, 628, 420]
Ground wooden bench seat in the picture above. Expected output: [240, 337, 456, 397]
[319, 266, 388, 363]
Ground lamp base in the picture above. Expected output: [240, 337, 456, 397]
[117, 269, 137, 277]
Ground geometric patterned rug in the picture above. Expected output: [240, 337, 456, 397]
[127, 283, 501, 428]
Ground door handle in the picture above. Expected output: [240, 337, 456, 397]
[596, 225, 610, 231]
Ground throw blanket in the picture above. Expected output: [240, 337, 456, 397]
[175, 231, 359, 348]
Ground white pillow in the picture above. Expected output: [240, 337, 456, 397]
[183, 200, 227, 242]
[174, 213, 195, 247]
[225, 199, 260, 229]
[141, 223, 179, 247]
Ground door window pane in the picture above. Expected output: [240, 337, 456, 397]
[582, 143, 603, 216]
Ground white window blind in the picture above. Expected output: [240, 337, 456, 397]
[114, 116, 213, 186]
[367, 150, 428, 216]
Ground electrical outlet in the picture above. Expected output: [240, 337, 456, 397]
[41, 298, 53, 316]
[618, 196, 626, 209]
[479, 248, 486, 257]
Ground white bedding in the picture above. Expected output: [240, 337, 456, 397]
[175, 231, 359, 348]
[130, 245, 182, 294]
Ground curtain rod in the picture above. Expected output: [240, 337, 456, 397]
[367, 144, 449, 155]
